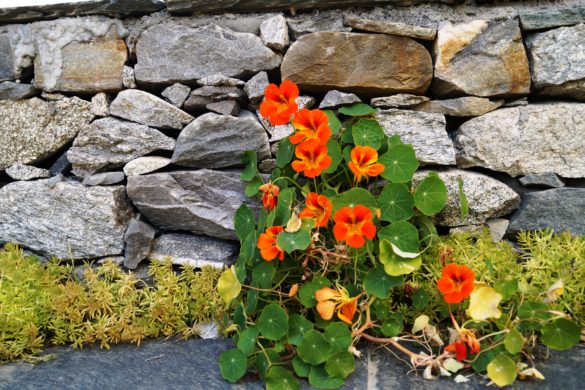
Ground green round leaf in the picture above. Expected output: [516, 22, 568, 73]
[325, 352, 355, 379]
[331, 188, 377, 214]
[378, 221, 419, 253]
[324, 322, 352, 354]
[241, 150, 258, 181]
[276, 137, 294, 168]
[378, 183, 414, 222]
[324, 139, 343, 174]
[298, 277, 331, 308]
[292, 356, 311, 378]
[378, 144, 419, 183]
[252, 262, 275, 289]
[518, 301, 550, 320]
[257, 303, 289, 341]
[487, 354, 517, 387]
[234, 204, 255, 242]
[244, 176, 263, 197]
[380, 313, 403, 337]
[504, 328, 524, 354]
[364, 267, 403, 298]
[338, 103, 376, 116]
[236, 326, 259, 356]
[494, 279, 518, 301]
[298, 330, 332, 365]
[379, 240, 422, 276]
[276, 230, 311, 253]
[309, 365, 345, 389]
[219, 349, 247, 383]
[352, 119, 385, 150]
[413, 173, 448, 216]
[412, 288, 429, 309]
[540, 318, 580, 350]
[324, 110, 342, 134]
[255, 349, 281, 380]
[288, 314, 314, 345]
[266, 366, 300, 390]
[245, 283, 259, 313]
[272, 187, 295, 226]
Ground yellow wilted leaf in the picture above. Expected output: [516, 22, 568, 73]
[285, 211, 302, 233]
[412, 314, 430, 334]
[544, 279, 564, 303]
[217, 266, 241, 305]
[467, 286, 502, 321]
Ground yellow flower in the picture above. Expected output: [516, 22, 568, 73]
[315, 285, 360, 324]
[466, 286, 502, 321]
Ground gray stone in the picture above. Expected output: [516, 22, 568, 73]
[260, 14, 289, 51]
[0, 24, 34, 82]
[282, 32, 432, 96]
[134, 23, 281, 85]
[244, 71, 269, 105]
[454, 103, 585, 178]
[519, 6, 585, 31]
[344, 16, 437, 40]
[183, 86, 246, 113]
[318, 90, 362, 109]
[376, 109, 455, 166]
[287, 9, 350, 40]
[161, 83, 191, 107]
[48, 152, 71, 176]
[508, 188, 585, 236]
[0, 180, 133, 258]
[196, 74, 245, 87]
[32, 17, 128, 93]
[413, 169, 521, 227]
[123, 157, 171, 177]
[526, 24, 585, 100]
[370, 94, 430, 109]
[68, 117, 176, 177]
[259, 159, 277, 173]
[126, 170, 260, 240]
[172, 111, 270, 169]
[149, 233, 238, 269]
[83, 172, 126, 186]
[5, 164, 50, 181]
[503, 97, 528, 107]
[123, 219, 155, 269]
[486, 218, 509, 242]
[110, 89, 194, 130]
[206, 100, 240, 116]
[0, 81, 37, 100]
[122, 65, 136, 89]
[90, 93, 110, 117]
[519, 173, 565, 188]
[0, 96, 93, 170]
[433, 19, 531, 97]
[411, 97, 505, 117]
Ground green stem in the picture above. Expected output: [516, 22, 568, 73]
[366, 242, 376, 267]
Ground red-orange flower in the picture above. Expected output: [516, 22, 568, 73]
[259, 182, 280, 211]
[315, 285, 360, 324]
[445, 329, 481, 362]
[291, 139, 332, 179]
[290, 109, 331, 145]
[257, 226, 285, 261]
[445, 341, 467, 361]
[437, 264, 475, 304]
[259, 80, 299, 125]
[333, 205, 376, 249]
[299, 192, 332, 228]
[348, 145, 385, 183]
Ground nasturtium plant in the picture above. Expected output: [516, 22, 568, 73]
[218, 80, 582, 389]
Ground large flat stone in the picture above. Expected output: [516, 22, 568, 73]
[281, 32, 432, 97]
[411, 97, 504, 117]
[454, 103, 585, 178]
[519, 6, 585, 31]
[134, 23, 281, 86]
[344, 15, 437, 40]
[0, 180, 133, 259]
[0, 96, 93, 170]
[126, 170, 260, 241]
[0, 81, 37, 100]
[0, 24, 34, 82]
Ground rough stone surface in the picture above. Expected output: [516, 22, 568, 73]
[520, 173, 565, 188]
[526, 24, 585, 100]
[433, 19, 531, 97]
[206, 100, 240, 116]
[32, 17, 128, 93]
[122, 65, 136, 89]
[344, 16, 437, 40]
[414, 169, 521, 226]
[5, 164, 51, 181]
[0, 24, 35, 82]
[454, 103, 585, 178]
[134, 23, 281, 85]
[287, 9, 350, 40]
[110, 89, 194, 130]
[123, 219, 155, 269]
[486, 218, 509, 242]
[82, 172, 126, 186]
[519, 6, 585, 31]
[0, 82, 37, 100]
[161, 83, 191, 107]
[259, 159, 277, 173]
[411, 97, 505, 117]
[0, 96, 93, 170]
[48, 152, 72, 176]
[68, 117, 176, 177]
[371, 94, 430, 108]
[503, 97, 528, 107]
[260, 14, 289, 51]
[196, 74, 245, 87]
[376, 110, 455, 166]
[90, 92, 110, 117]
[318, 90, 362, 109]
[123, 157, 171, 177]
[183, 86, 246, 113]
[508, 188, 585, 236]
[126, 170, 259, 240]
[150, 233, 238, 269]
[0, 180, 132, 258]
[244, 71, 269, 105]
[281, 32, 432, 96]
[172, 111, 270, 168]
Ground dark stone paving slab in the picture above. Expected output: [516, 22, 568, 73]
[0, 338, 583, 389]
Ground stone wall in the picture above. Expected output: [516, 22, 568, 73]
[1, 0, 584, 269]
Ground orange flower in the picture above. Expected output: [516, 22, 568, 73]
[259, 80, 299, 125]
[290, 109, 331, 145]
[291, 140, 332, 179]
[445, 341, 467, 361]
[437, 264, 475, 304]
[299, 192, 332, 228]
[333, 205, 376, 249]
[315, 285, 360, 324]
[257, 226, 285, 261]
[445, 329, 480, 362]
[259, 182, 280, 211]
[288, 283, 299, 298]
[348, 145, 385, 183]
